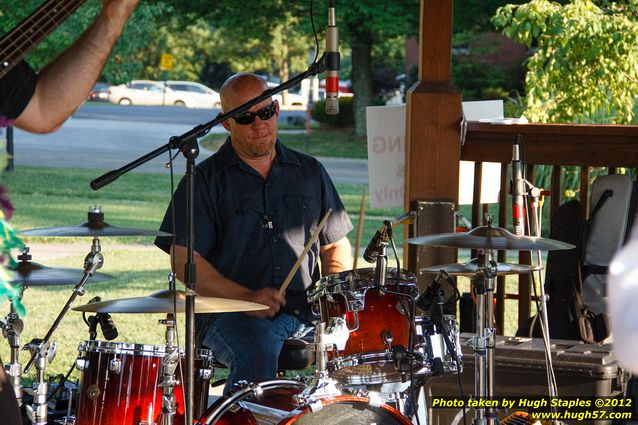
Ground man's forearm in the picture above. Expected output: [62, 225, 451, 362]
[15, 0, 139, 132]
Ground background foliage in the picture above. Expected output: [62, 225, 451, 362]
[493, 0, 638, 123]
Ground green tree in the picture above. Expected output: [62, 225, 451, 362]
[172, 0, 419, 137]
[0, 0, 170, 84]
[493, 0, 638, 123]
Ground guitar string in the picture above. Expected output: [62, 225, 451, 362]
[1, 0, 84, 67]
[6, 0, 83, 50]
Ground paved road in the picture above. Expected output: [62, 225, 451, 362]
[10, 103, 369, 184]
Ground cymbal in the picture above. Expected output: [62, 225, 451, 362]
[20, 206, 170, 238]
[20, 222, 170, 238]
[72, 289, 269, 314]
[407, 224, 575, 251]
[10, 261, 112, 287]
[421, 258, 541, 277]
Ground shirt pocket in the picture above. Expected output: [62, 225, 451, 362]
[219, 196, 262, 237]
[282, 194, 320, 247]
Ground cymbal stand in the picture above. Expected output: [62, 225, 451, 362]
[1, 304, 24, 406]
[158, 314, 179, 425]
[294, 318, 349, 404]
[24, 338, 57, 425]
[24, 237, 104, 374]
[468, 250, 498, 425]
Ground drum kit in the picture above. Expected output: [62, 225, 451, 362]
[1, 206, 574, 425]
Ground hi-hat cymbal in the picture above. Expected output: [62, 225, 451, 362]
[421, 258, 541, 277]
[19, 206, 171, 238]
[72, 289, 269, 314]
[407, 224, 575, 251]
[10, 261, 112, 287]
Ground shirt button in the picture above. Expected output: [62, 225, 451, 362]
[272, 237, 279, 243]
[275, 265, 281, 271]
[294, 309, 300, 315]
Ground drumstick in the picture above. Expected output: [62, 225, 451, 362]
[353, 190, 366, 270]
[279, 208, 333, 294]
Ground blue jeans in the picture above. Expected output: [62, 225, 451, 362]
[201, 312, 310, 395]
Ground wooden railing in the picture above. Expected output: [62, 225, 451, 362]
[461, 122, 638, 332]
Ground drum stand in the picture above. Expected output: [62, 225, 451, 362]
[158, 314, 179, 425]
[24, 339, 57, 425]
[1, 305, 24, 407]
[467, 250, 498, 425]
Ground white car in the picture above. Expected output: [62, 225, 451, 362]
[266, 81, 307, 109]
[108, 80, 205, 108]
[164, 81, 222, 109]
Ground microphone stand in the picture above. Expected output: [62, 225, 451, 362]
[89, 55, 330, 425]
[525, 182, 559, 403]
[23, 237, 103, 374]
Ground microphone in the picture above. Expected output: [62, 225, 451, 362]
[88, 297, 118, 341]
[363, 220, 390, 263]
[325, 0, 340, 115]
[511, 134, 525, 235]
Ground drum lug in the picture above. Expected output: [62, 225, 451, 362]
[198, 367, 213, 380]
[109, 358, 121, 374]
[75, 357, 89, 372]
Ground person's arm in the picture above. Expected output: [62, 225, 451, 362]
[320, 236, 352, 276]
[14, 0, 140, 133]
[171, 245, 286, 318]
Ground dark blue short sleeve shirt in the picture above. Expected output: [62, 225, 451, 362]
[155, 138, 353, 312]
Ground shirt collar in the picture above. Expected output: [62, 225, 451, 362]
[214, 137, 301, 170]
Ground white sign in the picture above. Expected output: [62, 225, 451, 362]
[366, 101, 504, 209]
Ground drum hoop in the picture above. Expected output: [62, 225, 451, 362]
[77, 340, 213, 360]
[202, 379, 307, 425]
[328, 351, 418, 385]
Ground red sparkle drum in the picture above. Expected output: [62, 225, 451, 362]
[309, 268, 419, 385]
[200, 379, 413, 424]
[75, 340, 213, 425]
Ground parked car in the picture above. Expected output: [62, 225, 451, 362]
[107, 80, 206, 108]
[266, 81, 307, 108]
[164, 81, 221, 109]
[88, 82, 111, 102]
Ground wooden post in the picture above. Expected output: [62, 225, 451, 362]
[406, 0, 462, 277]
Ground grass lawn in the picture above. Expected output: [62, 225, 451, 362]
[0, 165, 533, 382]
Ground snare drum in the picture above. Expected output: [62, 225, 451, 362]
[310, 268, 418, 385]
[414, 314, 462, 376]
[200, 379, 413, 425]
[75, 340, 213, 425]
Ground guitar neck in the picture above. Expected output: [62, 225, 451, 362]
[0, 0, 86, 79]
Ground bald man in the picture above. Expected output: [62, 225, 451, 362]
[156, 73, 353, 394]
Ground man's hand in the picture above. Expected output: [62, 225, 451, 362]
[244, 287, 286, 318]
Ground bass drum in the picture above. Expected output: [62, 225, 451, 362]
[200, 379, 412, 425]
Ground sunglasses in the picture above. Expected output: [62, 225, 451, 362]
[233, 101, 277, 125]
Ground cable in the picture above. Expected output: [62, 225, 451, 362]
[46, 361, 76, 402]
[309, 0, 319, 64]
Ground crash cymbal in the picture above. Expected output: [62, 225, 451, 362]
[20, 206, 170, 237]
[20, 222, 171, 238]
[407, 223, 575, 251]
[72, 289, 269, 314]
[10, 261, 112, 287]
[421, 258, 541, 277]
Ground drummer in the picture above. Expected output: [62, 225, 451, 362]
[155, 72, 353, 394]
